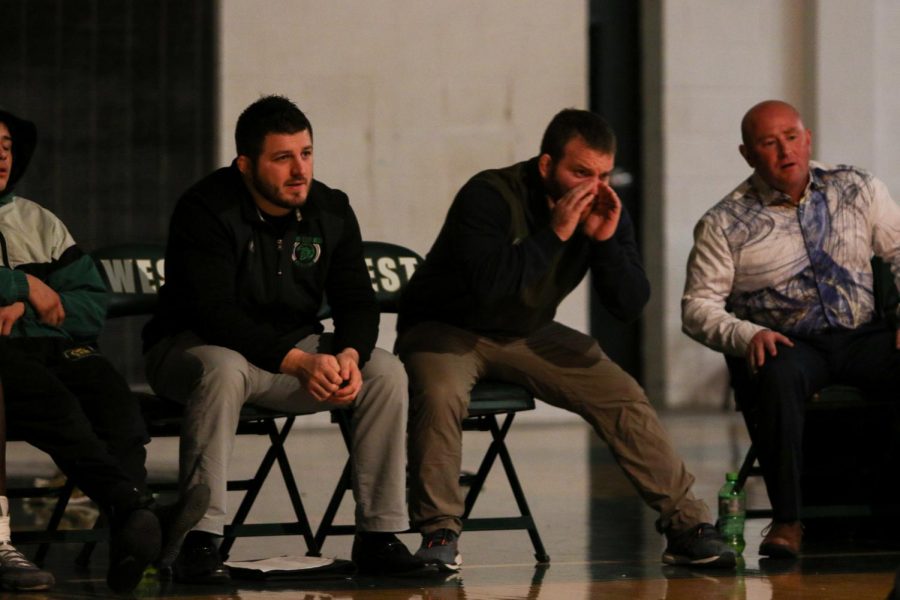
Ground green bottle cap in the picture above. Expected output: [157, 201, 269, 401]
[726, 472, 738, 481]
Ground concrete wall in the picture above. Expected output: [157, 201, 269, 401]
[217, 0, 900, 411]
[814, 0, 900, 199]
[645, 0, 900, 407]
[218, 0, 587, 421]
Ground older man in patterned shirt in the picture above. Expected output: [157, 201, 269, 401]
[682, 99, 900, 558]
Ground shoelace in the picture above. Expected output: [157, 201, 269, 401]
[383, 540, 406, 552]
[0, 543, 38, 569]
[426, 530, 456, 548]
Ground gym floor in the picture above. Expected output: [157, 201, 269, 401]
[7, 411, 899, 599]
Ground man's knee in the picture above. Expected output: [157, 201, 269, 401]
[581, 362, 648, 407]
[176, 346, 253, 411]
[755, 353, 811, 404]
[406, 366, 471, 424]
[358, 349, 408, 411]
[363, 349, 407, 389]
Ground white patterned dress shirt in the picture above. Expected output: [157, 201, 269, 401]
[682, 161, 900, 357]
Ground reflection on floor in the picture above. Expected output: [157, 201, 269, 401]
[6, 411, 900, 599]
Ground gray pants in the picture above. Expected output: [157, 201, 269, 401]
[397, 320, 710, 536]
[145, 331, 409, 535]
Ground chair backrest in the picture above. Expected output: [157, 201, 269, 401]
[872, 256, 899, 326]
[362, 241, 423, 314]
[91, 241, 424, 319]
[92, 243, 166, 318]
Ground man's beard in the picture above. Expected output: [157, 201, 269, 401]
[544, 163, 569, 203]
[250, 168, 307, 210]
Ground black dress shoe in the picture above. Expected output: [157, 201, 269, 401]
[154, 484, 211, 569]
[351, 532, 429, 576]
[107, 508, 162, 593]
[172, 532, 231, 584]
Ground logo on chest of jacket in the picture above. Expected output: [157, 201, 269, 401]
[292, 236, 323, 267]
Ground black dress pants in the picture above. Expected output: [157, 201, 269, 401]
[0, 337, 150, 511]
[728, 322, 900, 522]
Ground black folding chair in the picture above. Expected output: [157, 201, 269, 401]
[312, 241, 550, 563]
[728, 257, 900, 521]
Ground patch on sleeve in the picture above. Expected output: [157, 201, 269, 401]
[62, 345, 99, 361]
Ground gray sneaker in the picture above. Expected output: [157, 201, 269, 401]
[662, 523, 736, 568]
[0, 542, 55, 591]
[415, 529, 462, 572]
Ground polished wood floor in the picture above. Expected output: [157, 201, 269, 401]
[6, 411, 900, 599]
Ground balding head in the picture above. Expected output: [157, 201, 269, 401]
[738, 100, 812, 204]
[740, 100, 803, 146]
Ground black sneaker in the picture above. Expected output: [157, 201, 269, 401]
[415, 529, 462, 572]
[154, 484, 211, 569]
[662, 523, 736, 568]
[172, 531, 231, 584]
[107, 507, 162, 593]
[0, 542, 55, 591]
[351, 532, 429, 576]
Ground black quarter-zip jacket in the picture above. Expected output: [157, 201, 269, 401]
[398, 158, 649, 337]
[143, 164, 378, 372]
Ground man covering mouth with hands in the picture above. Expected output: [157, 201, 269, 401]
[397, 108, 735, 571]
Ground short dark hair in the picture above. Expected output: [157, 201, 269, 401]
[234, 95, 312, 160]
[539, 108, 616, 162]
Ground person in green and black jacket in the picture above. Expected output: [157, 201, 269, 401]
[0, 380, 54, 592]
[0, 108, 208, 594]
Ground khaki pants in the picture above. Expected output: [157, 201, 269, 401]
[145, 330, 410, 536]
[397, 320, 710, 536]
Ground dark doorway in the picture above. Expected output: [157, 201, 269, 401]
[587, 0, 649, 562]
[0, 0, 217, 382]
[589, 0, 643, 383]
[0, 0, 217, 248]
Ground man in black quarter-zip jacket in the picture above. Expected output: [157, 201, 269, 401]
[143, 95, 424, 583]
[397, 109, 735, 572]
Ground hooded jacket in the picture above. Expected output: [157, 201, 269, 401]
[0, 109, 108, 341]
[142, 164, 378, 373]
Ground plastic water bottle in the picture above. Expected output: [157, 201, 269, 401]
[717, 471, 746, 555]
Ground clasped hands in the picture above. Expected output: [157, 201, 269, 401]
[280, 347, 362, 404]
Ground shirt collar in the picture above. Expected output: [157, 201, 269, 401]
[749, 167, 824, 207]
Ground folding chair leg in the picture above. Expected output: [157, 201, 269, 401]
[462, 414, 550, 563]
[32, 479, 76, 565]
[220, 417, 318, 558]
[735, 443, 774, 520]
[74, 514, 106, 568]
[312, 410, 355, 553]
[312, 459, 353, 554]
[733, 444, 757, 495]
[272, 422, 319, 553]
[461, 416, 506, 519]
[490, 416, 549, 563]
